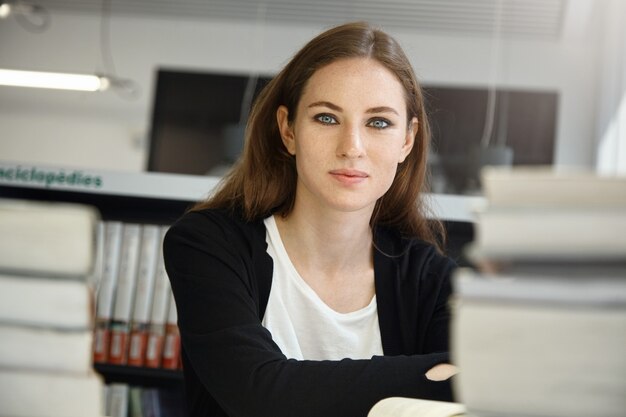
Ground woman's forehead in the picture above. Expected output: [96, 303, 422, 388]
[297, 57, 407, 113]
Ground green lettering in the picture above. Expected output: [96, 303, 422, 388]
[66, 172, 77, 185]
[45, 172, 56, 187]
[17, 167, 29, 181]
[0, 166, 107, 189]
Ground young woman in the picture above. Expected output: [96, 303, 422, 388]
[164, 21, 458, 417]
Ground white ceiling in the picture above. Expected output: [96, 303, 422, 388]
[31, 0, 568, 40]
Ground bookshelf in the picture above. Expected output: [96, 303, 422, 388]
[0, 162, 220, 223]
[0, 160, 482, 402]
[94, 363, 183, 388]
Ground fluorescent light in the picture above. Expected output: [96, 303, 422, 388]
[0, 4, 11, 18]
[0, 69, 110, 91]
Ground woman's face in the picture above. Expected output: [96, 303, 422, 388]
[277, 57, 416, 216]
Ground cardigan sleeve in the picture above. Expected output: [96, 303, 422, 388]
[163, 210, 454, 417]
[422, 253, 456, 354]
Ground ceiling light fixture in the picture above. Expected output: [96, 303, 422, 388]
[1, 0, 137, 98]
[0, 3, 11, 18]
[0, 69, 124, 92]
[0, 1, 50, 32]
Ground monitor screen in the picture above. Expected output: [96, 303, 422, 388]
[147, 68, 557, 196]
[147, 69, 272, 176]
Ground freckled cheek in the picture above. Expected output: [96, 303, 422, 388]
[296, 135, 333, 161]
[380, 166, 398, 188]
[375, 155, 404, 183]
[294, 152, 323, 181]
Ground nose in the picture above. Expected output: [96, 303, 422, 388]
[336, 123, 365, 159]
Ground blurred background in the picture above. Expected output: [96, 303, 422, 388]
[1, 0, 624, 195]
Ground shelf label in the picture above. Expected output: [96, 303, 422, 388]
[0, 164, 103, 190]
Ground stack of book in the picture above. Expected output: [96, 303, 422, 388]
[451, 167, 626, 417]
[0, 198, 105, 417]
[93, 221, 180, 370]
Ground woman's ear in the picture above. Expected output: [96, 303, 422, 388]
[399, 117, 418, 163]
[276, 105, 296, 155]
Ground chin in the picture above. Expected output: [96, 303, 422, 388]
[326, 199, 377, 214]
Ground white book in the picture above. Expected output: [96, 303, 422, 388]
[0, 273, 92, 330]
[130, 224, 161, 325]
[127, 224, 161, 366]
[145, 229, 171, 368]
[94, 221, 124, 363]
[111, 223, 142, 323]
[108, 223, 142, 364]
[454, 268, 626, 307]
[149, 227, 171, 326]
[0, 324, 93, 374]
[0, 198, 99, 277]
[474, 167, 626, 259]
[88, 220, 106, 289]
[107, 383, 130, 417]
[481, 166, 626, 209]
[95, 221, 124, 321]
[0, 369, 104, 417]
[368, 397, 466, 417]
[473, 207, 626, 259]
[102, 385, 111, 417]
[452, 299, 626, 417]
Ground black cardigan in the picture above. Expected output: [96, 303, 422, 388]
[163, 208, 456, 417]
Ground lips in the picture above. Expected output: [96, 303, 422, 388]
[329, 169, 369, 184]
[329, 169, 368, 177]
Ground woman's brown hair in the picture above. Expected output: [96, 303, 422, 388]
[194, 21, 445, 251]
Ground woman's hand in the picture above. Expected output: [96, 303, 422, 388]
[425, 363, 459, 381]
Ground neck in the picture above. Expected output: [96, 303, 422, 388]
[274, 203, 374, 276]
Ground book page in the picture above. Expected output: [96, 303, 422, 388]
[368, 397, 466, 417]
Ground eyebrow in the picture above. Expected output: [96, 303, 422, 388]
[367, 106, 399, 116]
[307, 101, 399, 116]
[308, 101, 342, 111]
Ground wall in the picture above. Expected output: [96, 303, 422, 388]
[595, 0, 626, 175]
[0, 6, 608, 172]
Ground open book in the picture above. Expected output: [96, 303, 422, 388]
[368, 397, 466, 417]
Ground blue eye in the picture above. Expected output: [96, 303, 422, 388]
[368, 119, 390, 129]
[315, 114, 337, 125]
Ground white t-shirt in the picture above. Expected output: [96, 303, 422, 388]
[261, 215, 384, 360]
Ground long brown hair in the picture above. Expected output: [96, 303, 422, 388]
[194, 21, 445, 251]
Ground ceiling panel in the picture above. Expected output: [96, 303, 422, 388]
[31, 0, 567, 39]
